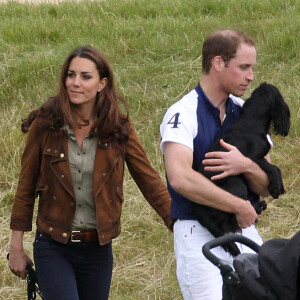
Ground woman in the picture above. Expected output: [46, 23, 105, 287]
[8, 45, 172, 300]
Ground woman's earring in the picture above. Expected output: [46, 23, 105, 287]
[97, 90, 101, 93]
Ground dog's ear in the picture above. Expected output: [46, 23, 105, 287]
[270, 86, 291, 136]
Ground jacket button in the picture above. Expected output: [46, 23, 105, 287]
[49, 227, 53, 232]
[60, 153, 64, 158]
[62, 233, 67, 237]
[47, 148, 51, 152]
[54, 150, 58, 154]
[70, 202, 74, 207]
[53, 196, 57, 200]
[102, 173, 106, 176]
[61, 174, 64, 178]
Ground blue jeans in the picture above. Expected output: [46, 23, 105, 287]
[33, 232, 113, 300]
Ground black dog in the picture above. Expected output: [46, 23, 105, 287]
[192, 83, 291, 256]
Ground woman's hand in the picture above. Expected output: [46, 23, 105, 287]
[8, 231, 33, 279]
[8, 249, 33, 279]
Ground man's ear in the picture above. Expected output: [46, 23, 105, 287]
[212, 56, 225, 72]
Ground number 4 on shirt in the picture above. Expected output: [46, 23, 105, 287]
[167, 113, 181, 128]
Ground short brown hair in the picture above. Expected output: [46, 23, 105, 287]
[202, 29, 255, 74]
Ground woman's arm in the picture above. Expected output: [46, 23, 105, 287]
[9, 121, 43, 278]
[124, 122, 173, 231]
[10, 120, 43, 231]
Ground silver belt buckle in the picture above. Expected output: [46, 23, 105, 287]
[71, 230, 82, 242]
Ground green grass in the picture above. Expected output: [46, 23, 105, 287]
[0, 0, 300, 299]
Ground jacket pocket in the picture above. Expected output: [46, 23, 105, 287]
[35, 183, 49, 198]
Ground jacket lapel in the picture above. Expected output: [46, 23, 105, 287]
[93, 141, 125, 199]
[43, 130, 126, 200]
[44, 129, 75, 198]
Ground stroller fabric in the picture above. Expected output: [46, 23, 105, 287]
[258, 230, 300, 300]
[233, 253, 277, 300]
[232, 230, 300, 300]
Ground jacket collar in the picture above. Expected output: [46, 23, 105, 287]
[43, 128, 126, 200]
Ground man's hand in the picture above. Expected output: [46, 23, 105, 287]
[235, 200, 258, 228]
[203, 139, 270, 196]
[202, 139, 250, 181]
[163, 141, 260, 228]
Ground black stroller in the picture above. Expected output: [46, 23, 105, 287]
[202, 231, 300, 300]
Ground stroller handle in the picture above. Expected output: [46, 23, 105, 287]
[202, 234, 260, 268]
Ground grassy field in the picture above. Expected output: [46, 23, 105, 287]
[0, 0, 299, 299]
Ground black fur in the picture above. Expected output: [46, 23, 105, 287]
[192, 83, 291, 256]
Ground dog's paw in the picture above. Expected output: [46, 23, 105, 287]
[268, 181, 285, 198]
[253, 200, 267, 214]
[268, 167, 286, 199]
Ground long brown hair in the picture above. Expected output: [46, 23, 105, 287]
[22, 46, 129, 143]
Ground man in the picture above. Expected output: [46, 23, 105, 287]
[160, 30, 270, 299]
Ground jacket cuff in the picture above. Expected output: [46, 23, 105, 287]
[10, 221, 32, 232]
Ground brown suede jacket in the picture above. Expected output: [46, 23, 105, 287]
[10, 119, 172, 245]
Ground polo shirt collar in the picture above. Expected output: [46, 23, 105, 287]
[195, 83, 234, 115]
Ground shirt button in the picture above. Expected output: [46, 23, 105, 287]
[49, 227, 53, 232]
[80, 221, 83, 224]
[78, 204, 82, 208]
[78, 187, 81, 190]
[62, 233, 67, 237]
[78, 169, 81, 173]
[77, 152, 81, 156]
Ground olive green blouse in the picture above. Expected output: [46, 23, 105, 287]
[64, 125, 98, 231]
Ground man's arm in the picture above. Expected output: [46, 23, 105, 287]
[202, 139, 270, 197]
[163, 141, 258, 228]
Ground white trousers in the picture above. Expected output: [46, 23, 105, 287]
[174, 220, 263, 300]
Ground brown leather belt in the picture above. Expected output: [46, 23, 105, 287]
[70, 230, 99, 242]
